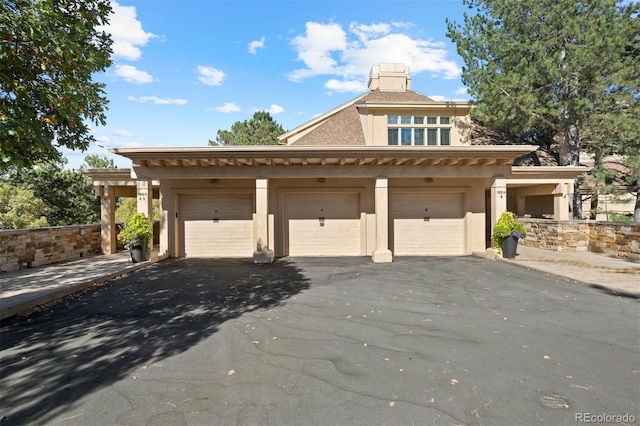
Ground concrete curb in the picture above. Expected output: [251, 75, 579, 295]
[0, 261, 153, 321]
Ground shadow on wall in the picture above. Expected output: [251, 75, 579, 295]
[0, 258, 310, 425]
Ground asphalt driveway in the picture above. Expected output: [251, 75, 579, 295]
[0, 256, 638, 425]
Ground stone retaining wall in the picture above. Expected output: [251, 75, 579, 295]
[522, 218, 640, 260]
[0, 225, 101, 273]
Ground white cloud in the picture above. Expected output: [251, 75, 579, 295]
[349, 22, 391, 42]
[287, 21, 462, 92]
[96, 135, 112, 144]
[455, 87, 468, 96]
[215, 102, 241, 113]
[113, 129, 134, 137]
[197, 66, 226, 86]
[288, 22, 348, 82]
[325, 79, 367, 93]
[250, 104, 285, 115]
[267, 104, 284, 115]
[127, 96, 188, 105]
[248, 36, 265, 54]
[428, 95, 447, 101]
[114, 65, 153, 84]
[101, 1, 156, 61]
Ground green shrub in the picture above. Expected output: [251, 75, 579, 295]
[609, 213, 634, 223]
[492, 211, 526, 250]
[117, 213, 152, 249]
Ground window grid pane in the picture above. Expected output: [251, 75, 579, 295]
[427, 129, 438, 145]
[400, 115, 412, 124]
[414, 116, 424, 124]
[401, 128, 412, 145]
[388, 116, 399, 124]
[440, 129, 451, 145]
[414, 129, 424, 145]
[440, 116, 451, 124]
[388, 128, 399, 145]
[427, 116, 437, 125]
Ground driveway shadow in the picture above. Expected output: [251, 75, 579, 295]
[0, 258, 310, 425]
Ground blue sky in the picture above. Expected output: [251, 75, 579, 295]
[65, 0, 472, 169]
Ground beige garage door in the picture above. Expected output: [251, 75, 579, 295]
[284, 192, 362, 256]
[179, 193, 254, 257]
[390, 192, 465, 255]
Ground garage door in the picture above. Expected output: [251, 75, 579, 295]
[179, 193, 254, 257]
[390, 192, 465, 255]
[284, 192, 362, 256]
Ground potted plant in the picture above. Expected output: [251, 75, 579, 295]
[492, 211, 526, 259]
[118, 213, 153, 263]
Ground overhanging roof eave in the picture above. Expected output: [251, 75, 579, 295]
[511, 165, 591, 180]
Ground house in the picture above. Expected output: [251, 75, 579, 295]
[84, 64, 588, 263]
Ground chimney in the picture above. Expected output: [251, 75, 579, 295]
[368, 64, 411, 91]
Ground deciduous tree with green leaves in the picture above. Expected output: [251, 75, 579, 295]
[0, 0, 113, 170]
[81, 154, 117, 169]
[209, 111, 285, 146]
[446, 0, 639, 219]
[0, 182, 48, 229]
[6, 160, 99, 226]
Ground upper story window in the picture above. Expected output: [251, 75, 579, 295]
[387, 115, 451, 146]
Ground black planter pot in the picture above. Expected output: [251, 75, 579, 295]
[501, 235, 518, 259]
[130, 246, 144, 263]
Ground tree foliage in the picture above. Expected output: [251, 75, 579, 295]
[446, 0, 639, 218]
[210, 111, 285, 146]
[0, 182, 48, 229]
[81, 154, 117, 169]
[5, 160, 99, 227]
[115, 197, 160, 223]
[0, 0, 113, 170]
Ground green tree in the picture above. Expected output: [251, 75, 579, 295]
[582, 30, 640, 221]
[81, 154, 117, 169]
[0, 182, 48, 229]
[115, 197, 160, 224]
[0, 0, 113, 170]
[210, 111, 285, 146]
[446, 0, 638, 218]
[7, 160, 100, 226]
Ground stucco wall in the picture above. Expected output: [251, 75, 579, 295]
[522, 218, 640, 260]
[0, 225, 101, 273]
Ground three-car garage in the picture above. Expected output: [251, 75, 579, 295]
[175, 184, 469, 258]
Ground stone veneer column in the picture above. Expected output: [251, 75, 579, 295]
[253, 177, 274, 264]
[490, 176, 507, 243]
[372, 176, 393, 263]
[99, 185, 116, 254]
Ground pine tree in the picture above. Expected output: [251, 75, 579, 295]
[447, 0, 639, 218]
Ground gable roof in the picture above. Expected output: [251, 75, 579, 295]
[358, 89, 436, 104]
[280, 89, 437, 146]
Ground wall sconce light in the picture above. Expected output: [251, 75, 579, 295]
[78, 228, 85, 236]
[319, 217, 325, 227]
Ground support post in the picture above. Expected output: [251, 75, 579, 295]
[372, 176, 393, 263]
[490, 176, 507, 245]
[137, 179, 153, 251]
[99, 185, 116, 254]
[253, 177, 274, 264]
[553, 183, 570, 220]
